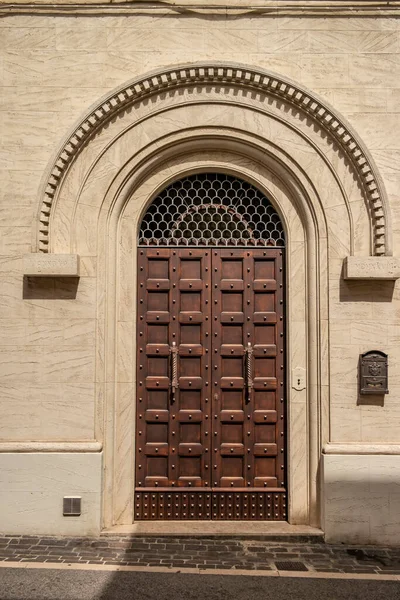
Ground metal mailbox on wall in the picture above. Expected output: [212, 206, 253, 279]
[359, 350, 389, 395]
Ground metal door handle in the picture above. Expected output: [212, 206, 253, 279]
[170, 342, 179, 403]
[246, 342, 254, 404]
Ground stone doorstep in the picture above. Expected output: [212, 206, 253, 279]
[100, 523, 324, 542]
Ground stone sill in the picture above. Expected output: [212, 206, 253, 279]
[324, 443, 400, 455]
[0, 441, 102, 453]
[23, 254, 80, 277]
[343, 256, 400, 280]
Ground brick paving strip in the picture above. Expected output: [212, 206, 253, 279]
[1, 535, 400, 576]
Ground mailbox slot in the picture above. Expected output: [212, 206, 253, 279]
[359, 350, 388, 395]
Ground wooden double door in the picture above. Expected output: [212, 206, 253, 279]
[135, 247, 286, 520]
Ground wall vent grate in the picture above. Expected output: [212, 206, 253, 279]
[63, 496, 81, 516]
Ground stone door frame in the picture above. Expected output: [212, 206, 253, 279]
[100, 142, 326, 528]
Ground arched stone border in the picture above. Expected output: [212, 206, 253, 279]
[102, 142, 327, 528]
[36, 63, 390, 256]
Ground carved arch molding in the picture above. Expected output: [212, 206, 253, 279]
[36, 63, 389, 256]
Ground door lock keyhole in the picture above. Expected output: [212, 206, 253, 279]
[293, 367, 306, 391]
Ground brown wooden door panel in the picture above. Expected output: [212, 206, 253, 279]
[136, 248, 212, 499]
[135, 247, 286, 521]
[210, 248, 285, 516]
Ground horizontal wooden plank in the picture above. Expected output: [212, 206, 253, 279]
[220, 443, 245, 456]
[253, 280, 277, 291]
[176, 477, 203, 487]
[179, 311, 203, 324]
[179, 279, 203, 291]
[221, 377, 245, 389]
[253, 344, 277, 357]
[179, 344, 203, 356]
[220, 410, 245, 423]
[220, 280, 244, 291]
[144, 476, 169, 487]
[146, 311, 170, 324]
[220, 477, 245, 488]
[179, 376, 203, 389]
[220, 312, 244, 324]
[220, 344, 245, 357]
[178, 443, 203, 456]
[254, 477, 278, 487]
[177, 410, 203, 423]
[146, 279, 170, 291]
[146, 376, 170, 390]
[145, 409, 169, 423]
[146, 343, 170, 356]
[253, 410, 278, 423]
[141, 248, 170, 258]
[253, 312, 277, 324]
[254, 443, 278, 456]
[253, 377, 277, 390]
[145, 443, 169, 456]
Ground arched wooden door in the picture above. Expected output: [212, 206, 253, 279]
[135, 174, 286, 520]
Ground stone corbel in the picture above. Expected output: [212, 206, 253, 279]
[343, 256, 400, 281]
[23, 254, 80, 277]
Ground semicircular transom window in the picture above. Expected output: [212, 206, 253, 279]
[138, 173, 285, 247]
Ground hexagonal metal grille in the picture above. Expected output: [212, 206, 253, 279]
[138, 173, 285, 247]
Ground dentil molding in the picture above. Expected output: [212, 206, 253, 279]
[36, 63, 389, 255]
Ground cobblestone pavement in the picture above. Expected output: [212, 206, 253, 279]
[1, 535, 400, 575]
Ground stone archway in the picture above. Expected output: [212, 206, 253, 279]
[32, 63, 389, 530]
[35, 63, 390, 257]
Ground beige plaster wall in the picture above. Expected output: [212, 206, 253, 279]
[0, 452, 102, 535]
[323, 453, 400, 545]
[1, 12, 400, 445]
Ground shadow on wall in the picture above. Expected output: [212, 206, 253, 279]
[339, 278, 395, 304]
[322, 455, 400, 547]
[22, 276, 79, 300]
